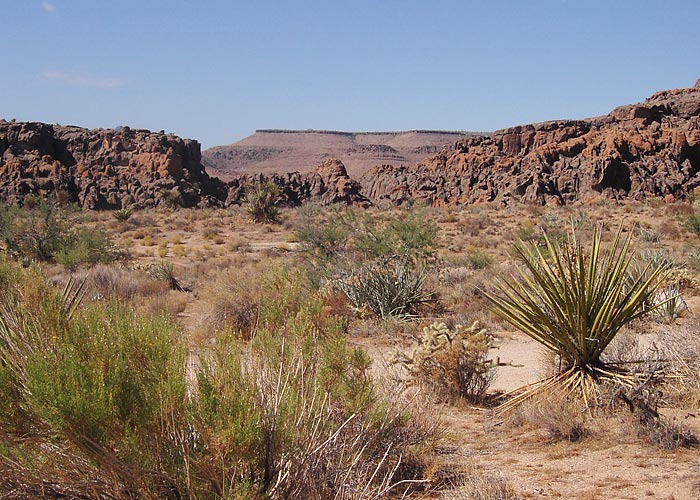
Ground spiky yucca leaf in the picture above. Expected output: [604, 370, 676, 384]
[486, 227, 667, 411]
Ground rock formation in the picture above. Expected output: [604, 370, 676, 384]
[224, 159, 369, 207]
[0, 122, 367, 209]
[360, 83, 700, 206]
[203, 129, 470, 179]
[4, 82, 700, 209]
[0, 122, 226, 209]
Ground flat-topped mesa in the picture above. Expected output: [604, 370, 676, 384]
[360, 82, 700, 206]
[202, 129, 472, 179]
[0, 121, 227, 209]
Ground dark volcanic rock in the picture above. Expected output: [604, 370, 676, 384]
[360, 84, 700, 206]
[0, 123, 366, 209]
[0, 122, 227, 209]
[225, 159, 370, 207]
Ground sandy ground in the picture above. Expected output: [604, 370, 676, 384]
[351, 323, 700, 500]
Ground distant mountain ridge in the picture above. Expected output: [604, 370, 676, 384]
[202, 129, 476, 180]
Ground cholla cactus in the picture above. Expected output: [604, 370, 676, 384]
[393, 321, 495, 402]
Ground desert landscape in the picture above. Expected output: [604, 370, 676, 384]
[1, 79, 700, 499]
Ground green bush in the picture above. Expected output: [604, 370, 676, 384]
[0, 201, 119, 268]
[685, 210, 700, 236]
[0, 263, 437, 499]
[245, 180, 281, 224]
[296, 208, 438, 263]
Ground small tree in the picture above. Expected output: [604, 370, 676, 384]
[245, 180, 281, 223]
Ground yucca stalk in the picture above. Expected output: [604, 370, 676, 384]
[486, 226, 667, 412]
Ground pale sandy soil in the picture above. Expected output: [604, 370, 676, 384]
[353, 321, 700, 500]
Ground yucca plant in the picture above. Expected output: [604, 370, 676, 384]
[486, 226, 668, 413]
[333, 256, 435, 319]
[245, 180, 281, 224]
[112, 208, 133, 222]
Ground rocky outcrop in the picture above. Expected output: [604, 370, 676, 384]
[225, 159, 370, 207]
[0, 123, 367, 209]
[360, 83, 700, 206]
[0, 122, 227, 209]
[6, 82, 700, 210]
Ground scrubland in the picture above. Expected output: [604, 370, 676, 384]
[1, 196, 700, 499]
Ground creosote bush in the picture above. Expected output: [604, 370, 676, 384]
[0, 200, 119, 269]
[392, 321, 495, 403]
[0, 262, 438, 499]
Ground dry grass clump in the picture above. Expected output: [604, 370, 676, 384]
[392, 322, 495, 403]
[612, 378, 699, 450]
[442, 463, 521, 500]
[507, 394, 589, 443]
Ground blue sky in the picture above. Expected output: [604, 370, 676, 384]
[2, 0, 699, 148]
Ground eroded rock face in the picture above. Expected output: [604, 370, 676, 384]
[0, 123, 366, 209]
[360, 85, 700, 206]
[225, 159, 370, 207]
[0, 122, 227, 209]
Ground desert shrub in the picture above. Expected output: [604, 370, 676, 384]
[245, 180, 281, 223]
[614, 379, 698, 450]
[449, 249, 493, 270]
[74, 264, 140, 301]
[0, 201, 118, 268]
[296, 207, 438, 263]
[514, 221, 537, 242]
[55, 226, 119, 270]
[0, 262, 440, 499]
[393, 321, 495, 403]
[684, 209, 700, 236]
[333, 256, 435, 319]
[193, 322, 430, 499]
[354, 212, 438, 260]
[112, 208, 133, 222]
[507, 393, 588, 443]
[296, 206, 352, 259]
[486, 227, 667, 413]
[0, 201, 71, 261]
[0, 270, 190, 493]
[173, 244, 186, 257]
[297, 209, 439, 318]
[637, 226, 661, 243]
[203, 265, 317, 339]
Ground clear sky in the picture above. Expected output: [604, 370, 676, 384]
[2, 0, 699, 148]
